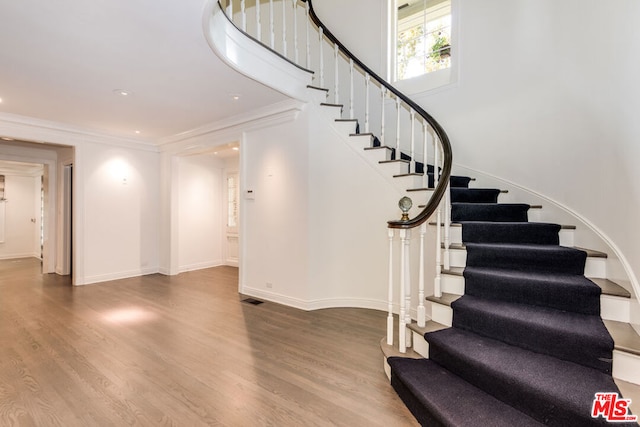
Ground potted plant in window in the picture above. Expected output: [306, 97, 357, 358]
[430, 32, 450, 62]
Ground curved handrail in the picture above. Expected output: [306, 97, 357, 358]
[303, 0, 452, 230]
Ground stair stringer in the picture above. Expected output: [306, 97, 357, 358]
[202, 0, 314, 102]
[305, 100, 437, 314]
[452, 163, 639, 330]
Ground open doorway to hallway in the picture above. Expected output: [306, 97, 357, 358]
[0, 140, 75, 280]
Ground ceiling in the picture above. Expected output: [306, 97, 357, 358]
[0, 0, 288, 144]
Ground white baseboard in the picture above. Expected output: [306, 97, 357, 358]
[81, 266, 159, 285]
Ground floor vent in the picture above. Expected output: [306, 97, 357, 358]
[241, 298, 264, 305]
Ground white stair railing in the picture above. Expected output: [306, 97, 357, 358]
[219, 0, 452, 354]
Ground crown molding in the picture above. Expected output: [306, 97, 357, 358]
[158, 98, 304, 153]
[0, 112, 159, 153]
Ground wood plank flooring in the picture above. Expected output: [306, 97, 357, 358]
[0, 258, 418, 426]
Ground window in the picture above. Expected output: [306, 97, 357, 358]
[227, 173, 238, 230]
[392, 0, 455, 92]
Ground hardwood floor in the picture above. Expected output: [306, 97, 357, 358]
[0, 258, 418, 426]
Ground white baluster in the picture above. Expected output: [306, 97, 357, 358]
[444, 182, 451, 270]
[269, 0, 274, 49]
[282, 0, 287, 57]
[305, 1, 310, 68]
[241, 0, 246, 31]
[349, 59, 354, 119]
[364, 73, 370, 133]
[410, 109, 415, 174]
[227, 0, 233, 18]
[417, 223, 426, 327]
[334, 43, 339, 104]
[319, 27, 324, 88]
[395, 98, 401, 160]
[422, 122, 429, 188]
[404, 229, 412, 349]
[381, 87, 386, 145]
[387, 228, 395, 346]
[256, 0, 261, 41]
[399, 229, 407, 353]
[292, 0, 298, 63]
[434, 138, 442, 298]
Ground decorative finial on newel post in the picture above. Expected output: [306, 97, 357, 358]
[399, 196, 412, 221]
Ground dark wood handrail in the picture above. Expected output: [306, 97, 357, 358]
[303, 0, 452, 230]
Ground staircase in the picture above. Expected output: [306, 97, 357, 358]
[206, 0, 640, 424]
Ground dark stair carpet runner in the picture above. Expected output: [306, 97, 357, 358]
[388, 181, 637, 426]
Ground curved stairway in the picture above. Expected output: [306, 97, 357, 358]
[386, 177, 639, 426]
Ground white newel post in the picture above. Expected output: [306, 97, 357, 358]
[417, 223, 426, 327]
[398, 229, 408, 353]
[387, 228, 395, 346]
[403, 229, 412, 349]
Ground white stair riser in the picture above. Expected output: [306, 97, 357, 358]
[393, 174, 424, 190]
[442, 273, 465, 295]
[601, 295, 631, 323]
[412, 330, 430, 359]
[559, 229, 574, 247]
[363, 148, 392, 163]
[446, 248, 606, 279]
[379, 162, 409, 176]
[349, 135, 374, 151]
[429, 301, 453, 327]
[333, 121, 358, 134]
[612, 350, 640, 385]
[322, 105, 343, 119]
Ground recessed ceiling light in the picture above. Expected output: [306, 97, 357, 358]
[230, 94, 241, 100]
[1, 137, 14, 141]
[0, 97, 3, 103]
[114, 89, 133, 97]
[232, 147, 239, 151]
[134, 130, 141, 134]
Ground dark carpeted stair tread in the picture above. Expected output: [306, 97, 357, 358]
[425, 328, 635, 426]
[463, 267, 601, 314]
[451, 295, 614, 373]
[450, 188, 501, 203]
[452, 203, 530, 222]
[426, 173, 472, 188]
[388, 357, 544, 427]
[460, 221, 561, 245]
[465, 243, 587, 274]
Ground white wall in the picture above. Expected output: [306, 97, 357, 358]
[81, 142, 160, 284]
[241, 107, 311, 305]
[0, 175, 40, 259]
[177, 154, 225, 272]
